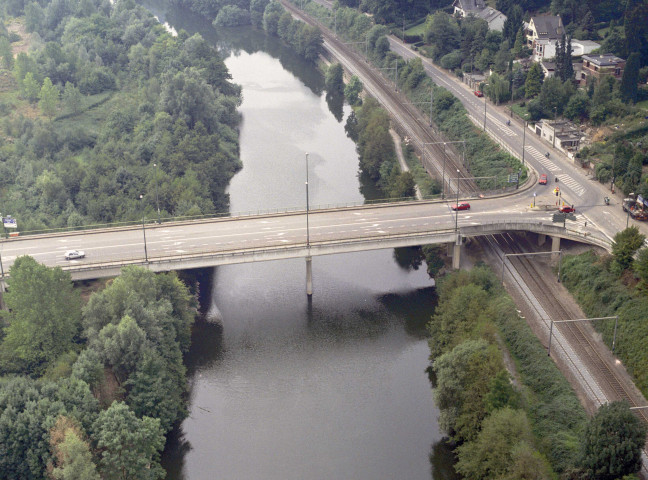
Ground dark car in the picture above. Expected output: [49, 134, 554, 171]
[451, 202, 470, 211]
[559, 205, 575, 213]
[539, 174, 547, 185]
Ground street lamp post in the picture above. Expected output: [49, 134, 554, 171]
[139, 194, 149, 263]
[153, 163, 160, 224]
[305, 153, 310, 248]
[482, 83, 489, 131]
[522, 121, 527, 166]
[455, 169, 460, 232]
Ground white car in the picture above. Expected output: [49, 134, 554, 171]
[64, 250, 85, 260]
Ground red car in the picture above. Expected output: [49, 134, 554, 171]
[539, 174, 547, 185]
[559, 205, 575, 213]
[451, 202, 471, 211]
[474, 90, 483, 97]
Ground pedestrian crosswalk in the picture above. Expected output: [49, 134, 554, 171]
[525, 145, 560, 171]
[556, 174, 586, 197]
[487, 113, 515, 136]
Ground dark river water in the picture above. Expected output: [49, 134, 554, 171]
[142, 3, 458, 479]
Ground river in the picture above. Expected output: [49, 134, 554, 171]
[142, 3, 457, 479]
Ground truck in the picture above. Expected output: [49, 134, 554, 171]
[622, 193, 648, 220]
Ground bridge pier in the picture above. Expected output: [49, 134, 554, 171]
[551, 235, 561, 255]
[306, 256, 313, 297]
[452, 243, 461, 269]
[538, 234, 546, 246]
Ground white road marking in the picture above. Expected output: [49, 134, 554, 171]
[556, 174, 586, 197]
[525, 145, 561, 172]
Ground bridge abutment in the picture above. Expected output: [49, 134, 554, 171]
[306, 256, 313, 296]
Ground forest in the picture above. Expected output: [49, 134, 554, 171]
[0, 0, 242, 232]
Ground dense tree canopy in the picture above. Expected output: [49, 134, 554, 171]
[579, 401, 647, 479]
[0, 0, 242, 231]
[0, 256, 81, 375]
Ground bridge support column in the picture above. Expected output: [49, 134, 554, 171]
[452, 234, 462, 270]
[538, 234, 546, 246]
[551, 235, 561, 254]
[452, 244, 461, 269]
[306, 256, 313, 297]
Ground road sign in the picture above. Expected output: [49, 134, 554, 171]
[3, 217, 17, 229]
[509, 173, 519, 183]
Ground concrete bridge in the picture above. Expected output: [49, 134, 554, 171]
[0, 201, 611, 294]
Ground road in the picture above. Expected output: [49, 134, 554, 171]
[386, 36, 637, 241]
[0, 199, 601, 275]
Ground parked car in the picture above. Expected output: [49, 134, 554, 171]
[451, 202, 471, 211]
[64, 250, 85, 260]
[473, 90, 483, 97]
[539, 174, 547, 185]
[559, 205, 575, 213]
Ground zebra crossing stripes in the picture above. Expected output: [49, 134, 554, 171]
[556, 174, 586, 197]
[486, 113, 516, 136]
[525, 146, 561, 171]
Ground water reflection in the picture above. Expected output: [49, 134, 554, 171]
[139, 1, 457, 478]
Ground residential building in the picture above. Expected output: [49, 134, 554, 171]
[526, 15, 564, 48]
[535, 119, 583, 155]
[452, 0, 507, 31]
[579, 53, 625, 85]
[463, 72, 486, 90]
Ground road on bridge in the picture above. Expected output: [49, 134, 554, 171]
[0, 199, 601, 278]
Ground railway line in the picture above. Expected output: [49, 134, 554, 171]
[280, 0, 480, 198]
[482, 233, 648, 475]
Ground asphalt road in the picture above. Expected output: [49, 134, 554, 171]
[386, 36, 638, 241]
[0, 200, 592, 272]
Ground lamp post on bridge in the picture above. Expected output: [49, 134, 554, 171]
[139, 194, 149, 263]
[153, 162, 160, 224]
[455, 169, 461, 232]
[305, 153, 310, 248]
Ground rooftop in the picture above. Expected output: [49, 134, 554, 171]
[582, 53, 625, 66]
[530, 15, 564, 39]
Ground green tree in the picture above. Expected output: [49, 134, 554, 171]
[563, 91, 591, 121]
[22, 71, 40, 102]
[0, 36, 13, 69]
[39, 76, 59, 119]
[620, 52, 641, 104]
[124, 348, 185, 433]
[1, 256, 81, 374]
[92, 401, 165, 480]
[579, 401, 647, 480]
[525, 62, 543, 98]
[62, 81, 83, 114]
[433, 339, 504, 442]
[422, 244, 444, 277]
[612, 227, 645, 271]
[456, 408, 552, 479]
[49, 417, 100, 480]
[325, 63, 344, 96]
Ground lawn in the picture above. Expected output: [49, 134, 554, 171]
[510, 102, 531, 121]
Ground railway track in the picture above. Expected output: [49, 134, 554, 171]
[280, 0, 479, 198]
[481, 233, 648, 476]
